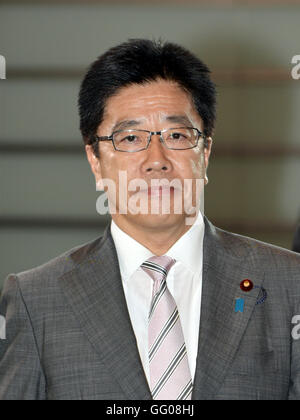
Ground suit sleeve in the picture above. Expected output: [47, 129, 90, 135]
[0, 275, 46, 400]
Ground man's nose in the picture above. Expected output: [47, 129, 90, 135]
[141, 134, 172, 174]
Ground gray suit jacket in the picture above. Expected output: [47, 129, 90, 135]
[1, 217, 300, 400]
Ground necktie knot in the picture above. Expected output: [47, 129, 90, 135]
[141, 256, 176, 291]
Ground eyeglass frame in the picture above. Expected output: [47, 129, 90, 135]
[93, 126, 207, 152]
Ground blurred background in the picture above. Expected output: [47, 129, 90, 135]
[0, 0, 300, 290]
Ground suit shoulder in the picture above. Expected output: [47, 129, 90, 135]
[214, 224, 300, 269]
[3, 233, 106, 294]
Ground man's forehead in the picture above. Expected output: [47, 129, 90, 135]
[104, 79, 193, 110]
[112, 115, 193, 132]
[100, 80, 202, 131]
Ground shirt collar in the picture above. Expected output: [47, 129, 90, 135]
[110, 221, 153, 280]
[167, 212, 204, 275]
[110, 212, 204, 280]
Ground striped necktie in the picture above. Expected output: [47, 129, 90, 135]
[141, 255, 193, 400]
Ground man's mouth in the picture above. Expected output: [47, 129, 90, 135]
[146, 186, 175, 197]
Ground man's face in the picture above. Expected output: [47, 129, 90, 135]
[86, 79, 212, 232]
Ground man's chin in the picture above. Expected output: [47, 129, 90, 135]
[121, 212, 194, 230]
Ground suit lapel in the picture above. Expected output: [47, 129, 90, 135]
[59, 226, 152, 400]
[192, 219, 265, 400]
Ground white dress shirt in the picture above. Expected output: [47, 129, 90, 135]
[110, 213, 204, 386]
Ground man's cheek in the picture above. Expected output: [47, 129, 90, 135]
[186, 158, 205, 180]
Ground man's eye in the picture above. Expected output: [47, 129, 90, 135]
[122, 135, 139, 143]
[169, 132, 186, 140]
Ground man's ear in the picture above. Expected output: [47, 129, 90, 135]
[204, 137, 213, 186]
[85, 145, 104, 190]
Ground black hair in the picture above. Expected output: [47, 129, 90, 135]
[78, 38, 217, 154]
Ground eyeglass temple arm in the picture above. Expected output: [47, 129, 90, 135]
[94, 135, 113, 142]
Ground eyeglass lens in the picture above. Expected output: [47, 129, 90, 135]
[112, 128, 199, 151]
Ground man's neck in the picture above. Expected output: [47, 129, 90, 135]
[111, 215, 194, 255]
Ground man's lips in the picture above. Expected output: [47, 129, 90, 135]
[128, 182, 183, 198]
[150, 186, 173, 196]
[141, 186, 176, 196]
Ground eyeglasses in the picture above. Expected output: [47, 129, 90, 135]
[94, 127, 206, 153]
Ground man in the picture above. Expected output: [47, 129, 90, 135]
[0, 39, 300, 400]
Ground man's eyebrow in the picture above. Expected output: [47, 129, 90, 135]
[111, 115, 192, 132]
[112, 119, 143, 132]
[164, 115, 193, 126]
